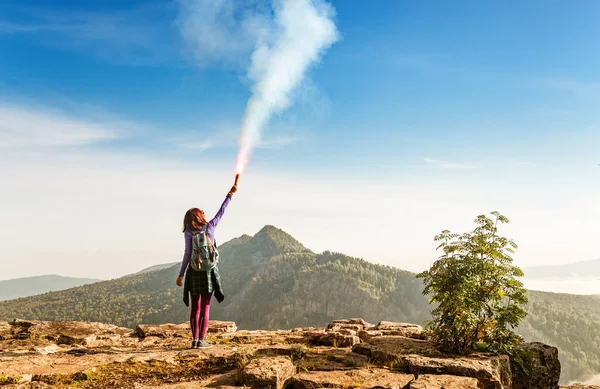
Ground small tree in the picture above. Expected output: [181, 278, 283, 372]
[416, 211, 528, 353]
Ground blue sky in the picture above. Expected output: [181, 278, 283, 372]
[3, 0, 599, 172]
[1, 0, 599, 285]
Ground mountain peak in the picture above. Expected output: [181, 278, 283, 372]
[249, 225, 312, 256]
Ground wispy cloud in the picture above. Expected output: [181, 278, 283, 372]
[0, 103, 128, 148]
[424, 157, 477, 170]
[0, 4, 179, 66]
[179, 139, 216, 152]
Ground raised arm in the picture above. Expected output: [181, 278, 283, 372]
[207, 194, 232, 230]
[207, 179, 238, 230]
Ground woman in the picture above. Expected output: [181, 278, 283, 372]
[177, 180, 237, 349]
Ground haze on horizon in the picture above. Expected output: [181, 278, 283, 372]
[1, 0, 599, 290]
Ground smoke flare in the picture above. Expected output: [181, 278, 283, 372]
[235, 0, 339, 174]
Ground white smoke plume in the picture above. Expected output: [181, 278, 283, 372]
[177, 0, 339, 173]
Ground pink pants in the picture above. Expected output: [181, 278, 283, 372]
[190, 293, 212, 340]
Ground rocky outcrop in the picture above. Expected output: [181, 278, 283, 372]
[134, 320, 237, 338]
[0, 318, 581, 389]
[290, 369, 414, 388]
[353, 336, 511, 389]
[239, 356, 296, 389]
[512, 342, 561, 389]
[376, 321, 425, 339]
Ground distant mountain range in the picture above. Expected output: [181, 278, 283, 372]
[0, 225, 599, 384]
[0, 275, 100, 301]
[523, 258, 600, 279]
[134, 263, 178, 275]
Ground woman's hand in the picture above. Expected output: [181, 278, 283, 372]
[228, 174, 239, 196]
[176, 276, 184, 287]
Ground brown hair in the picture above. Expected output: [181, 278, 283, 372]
[182, 208, 207, 232]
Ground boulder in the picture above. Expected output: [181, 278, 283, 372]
[290, 368, 413, 389]
[238, 356, 295, 389]
[336, 329, 358, 336]
[134, 323, 189, 338]
[511, 342, 560, 389]
[0, 321, 12, 340]
[208, 320, 237, 334]
[326, 318, 374, 333]
[306, 330, 360, 348]
[410, 374, 479, 389]
[376, 321, 425, 339]
[358, 329, 384, 342]
[400, 354, 511, 389]
[353, 335, 444, 360]
[328, 318, 374, 328]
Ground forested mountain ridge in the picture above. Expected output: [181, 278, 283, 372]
[0, 225, 598, 384]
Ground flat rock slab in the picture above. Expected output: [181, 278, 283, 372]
[298, 347, 370, 372]
[135, 321, 237, 339]
[132, 371, 239, 388]
[290, 368, 414, 389]
[327, 318, 374, 330]
[353, 335, 444, 359]
[238, 356, 295, 389]
[0, 349, 184, 376]
[7, 320, 133, 347]
[353, 336, 510, 389]
[372, 322, 424, 340]
[253, 344, 308, 359]
[305, 330, 360, 348]
[207, 320, 237, 334]
[410, 374, 479, 389]
[399, 354, 510, 389]
[135, 323, 190, 338]
[220, 329, 296, 344]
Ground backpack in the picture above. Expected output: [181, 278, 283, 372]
[189, 225, 220, 271]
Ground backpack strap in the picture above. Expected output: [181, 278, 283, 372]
[202, 224, 215, 262]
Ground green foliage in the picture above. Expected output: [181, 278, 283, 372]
[0, 374, 20, 385]
[417, 211, 528, 354]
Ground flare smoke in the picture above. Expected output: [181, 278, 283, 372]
[235, 0, 339, 173]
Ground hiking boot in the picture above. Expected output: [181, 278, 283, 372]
[197, 340, 213, 349]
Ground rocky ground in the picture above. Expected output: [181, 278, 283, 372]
[0, 318, 597, 389]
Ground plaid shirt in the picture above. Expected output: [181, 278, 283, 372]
[183, 265, 224, 306]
